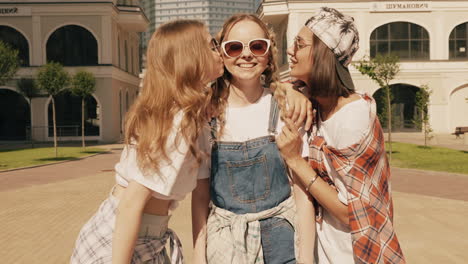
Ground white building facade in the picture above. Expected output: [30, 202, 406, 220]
[259, 0, 468, 133]
[0, 0, 148, 142]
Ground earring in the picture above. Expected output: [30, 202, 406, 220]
[260, 74, 266, 85]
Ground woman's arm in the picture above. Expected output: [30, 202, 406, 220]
[283, 83, 313, 131]
[292, 170, 316, 264]
[112, 181, 152, 264]
[277, 118, 349, 225]
[192, 178, 210, 264]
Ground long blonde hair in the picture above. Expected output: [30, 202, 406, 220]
[125, 20, 214, 173]
[211, 14, 287, 133]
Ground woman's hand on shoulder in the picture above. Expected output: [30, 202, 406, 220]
[277, 118, 304, 167]
[283, 82, 313, 131]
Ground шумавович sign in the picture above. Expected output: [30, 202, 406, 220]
[371, 1, 431, 12]
[0, 7, 31, 16]
[0, 8, 18, 14]
[386, 3, 429, 9]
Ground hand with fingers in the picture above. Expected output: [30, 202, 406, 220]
[276, 118, 304, 166]
[283, 83, 313, 131]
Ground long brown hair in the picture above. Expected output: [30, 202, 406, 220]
[124, 20, 214, 174]
[307, 33, 353, 116]
[211, 14, 287, 134]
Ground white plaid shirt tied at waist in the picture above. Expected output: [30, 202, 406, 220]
[133, 228, 184, 264]
[206, 196, 298, 264]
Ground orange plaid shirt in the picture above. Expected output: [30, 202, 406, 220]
[308, 94, 405, 264]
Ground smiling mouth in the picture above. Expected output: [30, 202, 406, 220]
[237, 63, 256, 68]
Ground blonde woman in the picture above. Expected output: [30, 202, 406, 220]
[192, 14, 315, 264]
[70, 20, 224, 264]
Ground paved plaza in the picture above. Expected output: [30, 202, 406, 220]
[1, 134, 467, 263]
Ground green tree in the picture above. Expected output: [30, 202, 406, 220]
[36, 62, 70, 157]
[71, 71, 96, 149]
[0, 40, 20, 86]
[413, 84, 433, 147]
[17, 78, 41, 148]
[354, 54, 400, 162]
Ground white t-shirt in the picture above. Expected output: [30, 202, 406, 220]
[114, 111, 210, 210]
[220, 88, 309, 147]
[198, 88, 309, 178]
[314, 97, 370, 264]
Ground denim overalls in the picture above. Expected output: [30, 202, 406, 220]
[209, 97, 296, 264]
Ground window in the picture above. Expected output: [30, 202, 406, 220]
[449, 22, 468, 60]
[47, 90, 100, 137]
[125, 40, 128, 71]
[370, 22, 429, 60]
[46, 25, 98, 66]
[0, 26, 29, 66]
[282, 32, 288, 65]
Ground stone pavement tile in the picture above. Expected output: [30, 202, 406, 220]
[391, 167, 468, 201]
[0, 150, 120, 191]
[393, 191, 468, 263]
[2, 167, 467, 263]
[0, 172, 115, 264]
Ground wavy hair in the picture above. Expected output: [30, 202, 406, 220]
[211, 14, 287, 135]
[124, 20, 214, 174]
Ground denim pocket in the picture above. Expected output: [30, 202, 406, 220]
[261, 218, 296, 264]
[227, 154, 270, 203]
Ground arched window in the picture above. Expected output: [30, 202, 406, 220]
[125, 40, 129, 72]
[370, 22, 429, 60]
[449, 22, 468, 60]
[46, 25, 98, 66]
[0, 89, 30, 140]
[126, 90, 129, 112]
[0, 26, 29, 66]
[373, 84, 422, 131]
[47, 90, 100, 136]
[117, 36, 121, 68]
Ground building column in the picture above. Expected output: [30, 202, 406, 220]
[286, 12, 301, 51]
[101, 15, 112, 64]
[31, 15, 42, 66]
[433, 12, 448, 60]
[353, 11, 368, 61]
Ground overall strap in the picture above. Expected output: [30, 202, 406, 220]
[268, 95, 280, 135]
[209, 118, 218, 141]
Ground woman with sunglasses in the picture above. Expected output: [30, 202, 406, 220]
[70, 20, 224, 264]
[192, 14, 316, 264]
[276, 7, 406, 264]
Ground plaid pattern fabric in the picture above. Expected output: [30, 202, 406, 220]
[70, 195, 183, 264]
[206, 196, 297, 264]
[308, 94, 405, 264]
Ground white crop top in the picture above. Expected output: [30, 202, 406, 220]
[114, 112, 210, 210]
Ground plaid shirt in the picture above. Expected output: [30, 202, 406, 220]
[308, 94, 405, 264]
[71, 194, 183, 264]
[205, 196, 298, 264]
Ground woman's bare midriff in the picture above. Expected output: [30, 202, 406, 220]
[112, 184, 171, 216]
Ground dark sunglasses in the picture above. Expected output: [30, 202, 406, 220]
[221, 38, 271, 58]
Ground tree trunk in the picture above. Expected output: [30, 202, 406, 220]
[29, 98, 34, 148]
[423, 112, 427, 147]
[82, 98, 85, 150]
[52, 97, 58, 158]
[386, 85, 392, 162]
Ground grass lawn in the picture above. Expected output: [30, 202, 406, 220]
[0, 147, 107, 171]
[389, 142, 468, 175]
